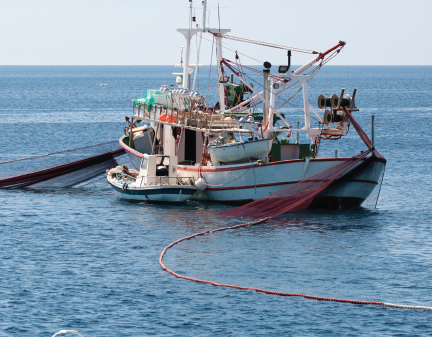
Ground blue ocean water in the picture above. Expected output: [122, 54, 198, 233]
[1, 65, 432, 336]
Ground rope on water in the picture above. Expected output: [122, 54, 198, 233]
[0, 140, 120, 165]
[160, 107, 426, 309]
[159, 218, 432, 310]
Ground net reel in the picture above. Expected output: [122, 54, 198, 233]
[317, 94, 339, 110]
[323, 110, 332, 126]
[318, 89, 357, 127]
[333, 110, 348, 125]
[341, 93, 355, 108]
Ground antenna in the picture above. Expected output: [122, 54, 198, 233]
[218, 1, 221, 32]
[179, 46, 184, 66]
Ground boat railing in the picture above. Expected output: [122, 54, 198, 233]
[144, 175, 196, 187]
[132, 104, 247, 132]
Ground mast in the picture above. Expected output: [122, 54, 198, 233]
[262, 65, 270, 125]
[215, 35, 225, 112]
[192, 0, 206, 91]
[269, 77, 276, 128]
[202, 0, 207, 31]
[181, 1, 193, 90]
[177, 0, 230, 110]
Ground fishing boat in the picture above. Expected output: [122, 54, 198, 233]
[118, 0, 386, 208]
[106, 154, 196, 203]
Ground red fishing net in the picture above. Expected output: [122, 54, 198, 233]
[219, 108, 382, 219]
[0, 141, 124, 189]
[218, 149, 372, 219]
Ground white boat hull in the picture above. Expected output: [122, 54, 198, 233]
[107, 176, 195, 203]
[177, 157, 385, 207]
[120, 136, 386, 208]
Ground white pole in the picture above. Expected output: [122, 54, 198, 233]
[202, 0, 207, 31]
[182, 2, 193, 90]
[192, 32, 202, 91]
[215, 35, 225, 112]
[233, 72, 290, 127]
[269, 78, 275, 129]
[262, 69, 269, 125]
[301, 78, 311, 135]
[182, 33, 191, 90]
[195, 0, 206, 91]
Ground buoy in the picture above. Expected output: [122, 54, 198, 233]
[195, 177, 207, 191]
[166, 116, 178, 123]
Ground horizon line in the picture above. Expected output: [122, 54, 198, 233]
[1, 64, 432, 67]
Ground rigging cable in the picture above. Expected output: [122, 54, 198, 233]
[199, 33, 264, 64]
[227, 63, 322, 124]
[215, 34, 318, 54]
[375, 165, 386, 209]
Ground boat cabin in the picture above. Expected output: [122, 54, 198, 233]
[135, 154, 178, 187]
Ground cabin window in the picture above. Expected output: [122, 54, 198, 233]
[156, 156, 170, 177]
[156, 156, 170, 166]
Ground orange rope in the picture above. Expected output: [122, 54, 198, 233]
[159, 218, 386, 307]
[159, 218, 432, 310]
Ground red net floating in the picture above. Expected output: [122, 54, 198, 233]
[219, 108, 383, 219]
[218, 149, 372, 219]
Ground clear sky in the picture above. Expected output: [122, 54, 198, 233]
[0, 0, 431, 66]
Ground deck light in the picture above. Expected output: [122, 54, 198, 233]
[278, 50, 292, 74]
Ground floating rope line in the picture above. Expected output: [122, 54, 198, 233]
[0, 141, 124, 188]
[0, 140, 120, 165]
[159, 109, 429, 310]
[159, 218, 432, 310]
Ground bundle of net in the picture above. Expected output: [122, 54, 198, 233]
[218, 149, 371, 220]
